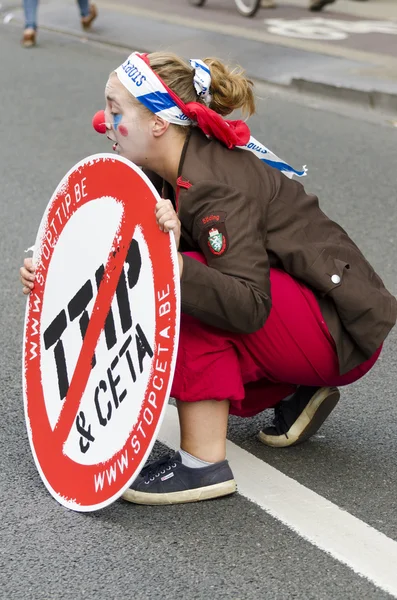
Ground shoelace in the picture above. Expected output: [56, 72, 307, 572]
[141, 454, 178, 484]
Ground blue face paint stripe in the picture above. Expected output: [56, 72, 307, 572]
[113, 113, 122, 130]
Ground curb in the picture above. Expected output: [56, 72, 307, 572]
[291, 79, 397, 113]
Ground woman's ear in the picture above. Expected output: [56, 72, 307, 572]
[152, 116, 169, 138]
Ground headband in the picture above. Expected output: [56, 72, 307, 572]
[115, 52, 250, 149]
[111, 52, 307, 177]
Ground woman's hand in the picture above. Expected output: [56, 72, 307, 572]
[155, 199, 181, 249]
[20, 257, 36, 295]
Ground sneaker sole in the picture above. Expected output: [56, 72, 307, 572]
[121, 479, 237, 506]
[257, 387, 340, 448]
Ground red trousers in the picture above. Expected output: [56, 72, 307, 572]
[171, 252, 381, 417]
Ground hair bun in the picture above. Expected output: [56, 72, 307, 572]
[146, 51, 255, 119]
[203, 58, 255, 117]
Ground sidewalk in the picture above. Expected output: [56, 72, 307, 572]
[2, 0, 397, 112]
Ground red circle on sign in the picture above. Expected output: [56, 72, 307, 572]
[23, 154, 180, 511]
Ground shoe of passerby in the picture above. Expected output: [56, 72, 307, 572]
[21, 27, 36, 48]
[122, 452, 236, 505]
[309, 0, 335, 11]
[81, 3, 98, 30]
[261, 0, 277, 7]
[258, 386, 340, 447]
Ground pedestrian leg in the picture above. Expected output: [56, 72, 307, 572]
[78, 0, 98, 30]
[22, 0, 38, 47]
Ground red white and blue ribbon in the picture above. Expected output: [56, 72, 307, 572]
[190, 59, 213, 107]
[114, 52, 307, 178]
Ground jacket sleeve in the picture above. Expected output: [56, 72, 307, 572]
[180, 181, 271, 334]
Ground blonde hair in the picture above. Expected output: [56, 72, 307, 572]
[147, 51, 255, 118]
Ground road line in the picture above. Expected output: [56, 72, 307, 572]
[159, 404, 397, 598]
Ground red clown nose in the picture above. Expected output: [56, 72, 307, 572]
[92, 110, 107, 134]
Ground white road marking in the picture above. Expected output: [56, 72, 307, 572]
[264, 18, 397, 41]
[158, 404, 397, 598]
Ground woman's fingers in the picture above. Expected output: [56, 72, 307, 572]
[158, 213, 179, 232]
[24, 256, 35, 272]
[20, 276, 34, 290]
[155, 199, 181, 248]
[20, 267, 35, 280]
[20, 263, 35, 294]
[156, 200, 179, 232]
[162, 219, 179, 233]
[20, 266, 35, 283]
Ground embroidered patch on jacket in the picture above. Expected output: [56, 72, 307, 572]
[196, 211, 227, 231]
[202, 214, 221, 227]
[196, 212, 228, 259]
[207, 226, 227, 256]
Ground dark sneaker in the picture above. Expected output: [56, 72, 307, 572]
[258, 386, 340, 448]
[309, 0, 335, 11]
[122, 452, 236, 505]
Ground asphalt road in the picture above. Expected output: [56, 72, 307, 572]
[1, 21, 397, 600]
[106, 0, 397, 56]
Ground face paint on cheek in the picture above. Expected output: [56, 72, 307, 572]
[113, 113, 122, 130]
[118, 125, 129, 137]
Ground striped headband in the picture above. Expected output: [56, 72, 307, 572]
[114, 52, 307, 178]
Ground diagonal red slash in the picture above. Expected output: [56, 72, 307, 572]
[52, 214, 136, 448]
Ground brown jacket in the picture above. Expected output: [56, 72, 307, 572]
[147, 128, 396, 375]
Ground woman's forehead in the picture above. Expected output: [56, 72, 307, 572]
[105, 75, 126, 101]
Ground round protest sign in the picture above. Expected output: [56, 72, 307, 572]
[22, 154, 180, 512]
